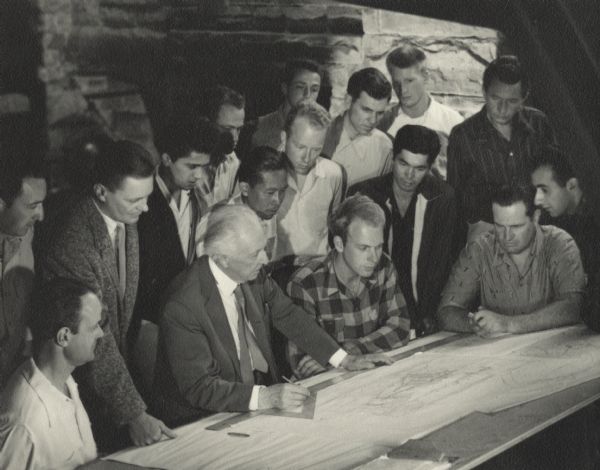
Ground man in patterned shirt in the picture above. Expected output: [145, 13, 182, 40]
[287, 194, 410, 378]
[438, 184, 585, 337]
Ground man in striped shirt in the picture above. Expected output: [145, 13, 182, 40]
[447, 55, 557, 243]
[287, 195, 410, 379]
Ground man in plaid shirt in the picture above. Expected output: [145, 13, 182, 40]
[287, 194, 411, 378]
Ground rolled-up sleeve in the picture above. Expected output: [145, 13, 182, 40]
[438, 241, 483, 312]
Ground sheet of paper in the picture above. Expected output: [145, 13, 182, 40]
[107, 326, 600, 470]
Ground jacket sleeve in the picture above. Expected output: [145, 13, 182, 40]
[262, 274, 340, 366]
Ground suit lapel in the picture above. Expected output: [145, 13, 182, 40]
[85, 198, 121, 296]
[199, 260, 241, 377]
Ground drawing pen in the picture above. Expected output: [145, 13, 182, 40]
[282, 375, 294, 383]
[227, 432, 250, 438]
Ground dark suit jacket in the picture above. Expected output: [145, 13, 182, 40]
[41, 197, 146, 426]
[153, 256, 340, 426]
[134, 181, 202, 327]
[349, 174, 458, 332]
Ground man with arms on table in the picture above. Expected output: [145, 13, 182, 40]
[0, 278, 103, 469]
[438, 184, 585, 337]
[153, 204, 390, 426]
[287, 194, 410, 379]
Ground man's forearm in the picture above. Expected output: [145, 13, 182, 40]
[437, 305, 473, 333]
[506, 295, 582, 334]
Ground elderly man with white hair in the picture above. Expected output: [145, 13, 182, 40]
[152, 204, 391, 427]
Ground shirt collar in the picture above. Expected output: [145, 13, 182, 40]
[287, 157, 326, 189]
[155, 173, 190, 208]
[396, 93, 433, 118]
[208, 256, 238, 296]
[93, 201, 123, 236]
[23, 358, 77, 403]
[492, 223, 543, 266]
[322, 251, 378, 298]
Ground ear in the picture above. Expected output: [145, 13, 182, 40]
[566, 177, 579, 192]
[93, 183, 107, 203]
[161, 153, 173, 167]
[533, 207, 541, 224]
[239, 182, 250, 197]
[333, 235, 345, 253]
[344, 93, 352, 110]
[280, 130, 287, 148]
[213, 253, 230, 270]
[55, 327, 70, 348]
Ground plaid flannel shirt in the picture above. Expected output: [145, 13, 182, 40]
[286, 251, 410, 369]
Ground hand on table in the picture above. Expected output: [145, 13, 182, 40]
[469, 308, 509, 338]
[340, 353, 393, 371]
[293, 355, 327, 379]
[128, 411, 176, 446]
[258, 383, 310, 410]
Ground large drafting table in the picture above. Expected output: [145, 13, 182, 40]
[97, 325, 600, 469]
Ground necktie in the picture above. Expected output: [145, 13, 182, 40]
[234, 286, 268, 385]
[187, 192, 200, 266]
[114, 225, 126, 301]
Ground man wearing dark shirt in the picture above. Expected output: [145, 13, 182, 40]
[531, 146, 600, 332]
[349, 125, 457, 337]
[447, 55, 557, 243]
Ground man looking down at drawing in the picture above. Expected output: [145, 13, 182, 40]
[153, 204, 391, 426]
[287, 194, 410, 379]
[438, 184, 585, 337]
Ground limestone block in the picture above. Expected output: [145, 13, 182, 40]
[37, 0, 71, 14]
[376, 11, 498, 39]
[46, 88, 88, 125]
[41, 11, 71, 34]
[101, 5, 167, 30]
[326, 5, 364, 35]
[73, 1, 103, 27]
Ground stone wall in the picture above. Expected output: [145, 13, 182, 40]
[34, 0, 500, 171]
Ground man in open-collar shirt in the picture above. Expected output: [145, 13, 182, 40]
[287, 195, 410, 379]
[276, 101, 343, 259]
[438, 184, 585, 337]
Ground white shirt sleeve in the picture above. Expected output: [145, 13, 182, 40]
[249, 385, 265, 410]
[329, 348, 348, 368]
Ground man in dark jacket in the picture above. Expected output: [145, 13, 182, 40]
[349, 125, 457, 337]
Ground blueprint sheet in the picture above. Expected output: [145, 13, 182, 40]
[106, 325, 600, 470]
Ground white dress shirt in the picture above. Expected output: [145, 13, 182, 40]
[156, 173, 193, 257]
[94, 202, 125, 249]
[0, 359, 97, 470]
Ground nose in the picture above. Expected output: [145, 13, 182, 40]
[258, 249, 269, 264]
[505, 227, 515, 241]
[140, 199, 149, 213]
[534, 188, 544, 206]
[498, 100, 508, 114]
[407, 167, 416, 180]
[35, 204, 44, 222]
[367, 247, 379, 264]
[271, 192, 281, 205]
[302, 86, 310, 98]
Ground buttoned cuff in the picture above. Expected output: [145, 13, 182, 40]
[328, 348, 347, 368]
[249, 385, 264, 410]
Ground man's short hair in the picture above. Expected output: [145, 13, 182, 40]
[534, 146, 575, 187]
[347, 67, 392, 101]
[483, 55, 529, 96]
[284, 100, 331, 134]
[93, 139, 155, 191]
[492, 184, 537, 218]
[29, 277, 95, 351]
[237, 146, 288, 187]
[202, 85, 245, 122]
[204, 204, 262, 257]
[393, 125, 441, 166]
[0, 146, 45, 207]
[156, 115, 234, 164]
[281, 59, 322, 85]
[386, 44, 426, 71]
[329, 194, 385, 243]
